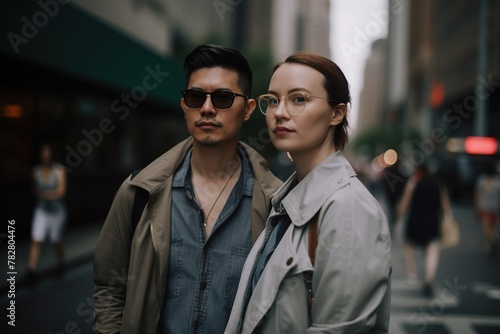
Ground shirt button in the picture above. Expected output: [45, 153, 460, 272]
[286, 257, 293, 265]
[338, 178, 343, 184]
[200, 281, 207, 290]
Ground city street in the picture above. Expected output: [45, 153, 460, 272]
[0, 222, 100, 334]
[1, 1, 499, 333]
[1, 263, 94, 333]
[1, 203, 499, 333]
[388, 203, 500, 334]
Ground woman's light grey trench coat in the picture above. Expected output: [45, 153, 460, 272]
[225, 151, 392, 334]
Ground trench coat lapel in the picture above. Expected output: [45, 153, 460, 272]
[283, 151, 355, 227]
[241, 152, 356, 332]
[242, 225, 298, 332]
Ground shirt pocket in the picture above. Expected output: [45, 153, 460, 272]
[223, 245, 251, 310]
[166, 238, 183, 299]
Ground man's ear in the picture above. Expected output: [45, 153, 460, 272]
[244, 99, 256, 121]
[330, 103, 347, 126]
[180, 98, 188, 118]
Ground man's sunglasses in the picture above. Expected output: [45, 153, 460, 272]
[181, 89, 248, 109]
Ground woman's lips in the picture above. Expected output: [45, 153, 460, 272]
[273, 126, 293, 135]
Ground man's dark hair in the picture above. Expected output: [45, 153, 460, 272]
[183, 44, 253, 97]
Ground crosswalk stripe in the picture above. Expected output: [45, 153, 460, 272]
[389, 278, 500, 332]
[391, 295, 460, 308]
[389, 314, 500, 334]
[391, 279, 425, 290]
[391, 279, 460, 308]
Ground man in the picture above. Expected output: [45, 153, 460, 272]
[93, 44, 282, 334]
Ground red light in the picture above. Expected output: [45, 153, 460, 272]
[1, 104, 24, 119]
[464, 136, 498, 155]
[429, 81, 444, 108]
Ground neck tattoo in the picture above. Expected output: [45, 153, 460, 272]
[195, 163, 240, 227]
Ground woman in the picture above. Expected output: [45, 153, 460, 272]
[28, 144, 67, 279]
[396, 163, 451, 296]
[225, 53, 392, 333]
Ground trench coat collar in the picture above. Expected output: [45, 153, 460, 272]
[125, 137, 194, 195]
[277, 151, 356, 226]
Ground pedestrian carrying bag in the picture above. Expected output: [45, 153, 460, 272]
[440, 213, 460, 248]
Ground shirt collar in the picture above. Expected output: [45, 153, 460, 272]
[172, 148, 192, 188]
[172, 145, 253, 197]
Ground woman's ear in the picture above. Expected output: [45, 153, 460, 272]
[330, 103, 347, 126]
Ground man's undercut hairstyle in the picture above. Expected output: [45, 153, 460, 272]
[184, 44, 253, 97]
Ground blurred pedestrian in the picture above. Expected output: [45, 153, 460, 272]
[92, 44, 282, 334]
[28, 144, 67, 279]
[225, 52, 392, 333]
[474, 162, 500, 254]
[396, 163, 451, 297]
[381, 160, 406, 228]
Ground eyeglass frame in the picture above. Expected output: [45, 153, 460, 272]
[257, 92, 338, 115]
[181, 89, 249, 109]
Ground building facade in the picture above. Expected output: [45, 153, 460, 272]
[392, 0, 500, 197]
[1, 0, 332, 231]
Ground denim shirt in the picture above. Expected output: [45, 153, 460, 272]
[251, 212, 291, 292]
[161, 146, 254, 334]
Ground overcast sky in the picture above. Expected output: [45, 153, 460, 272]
[330, 0, 388, 134]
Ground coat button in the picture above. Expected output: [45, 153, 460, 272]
[286, 257, 293, 265]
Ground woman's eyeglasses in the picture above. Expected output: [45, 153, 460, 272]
[182, 89, 248, 109]
[258, 93, 335, 116]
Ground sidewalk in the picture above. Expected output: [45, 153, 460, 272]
[1, 220, 103, 293]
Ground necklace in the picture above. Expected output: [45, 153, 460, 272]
[194, 163, 240, 227]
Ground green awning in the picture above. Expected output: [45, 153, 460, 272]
[0, 2, 184, 106]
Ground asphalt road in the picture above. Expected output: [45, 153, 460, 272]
[1, 262, 94, 333]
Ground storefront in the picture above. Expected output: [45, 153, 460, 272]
[0, 2, 186, 232]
